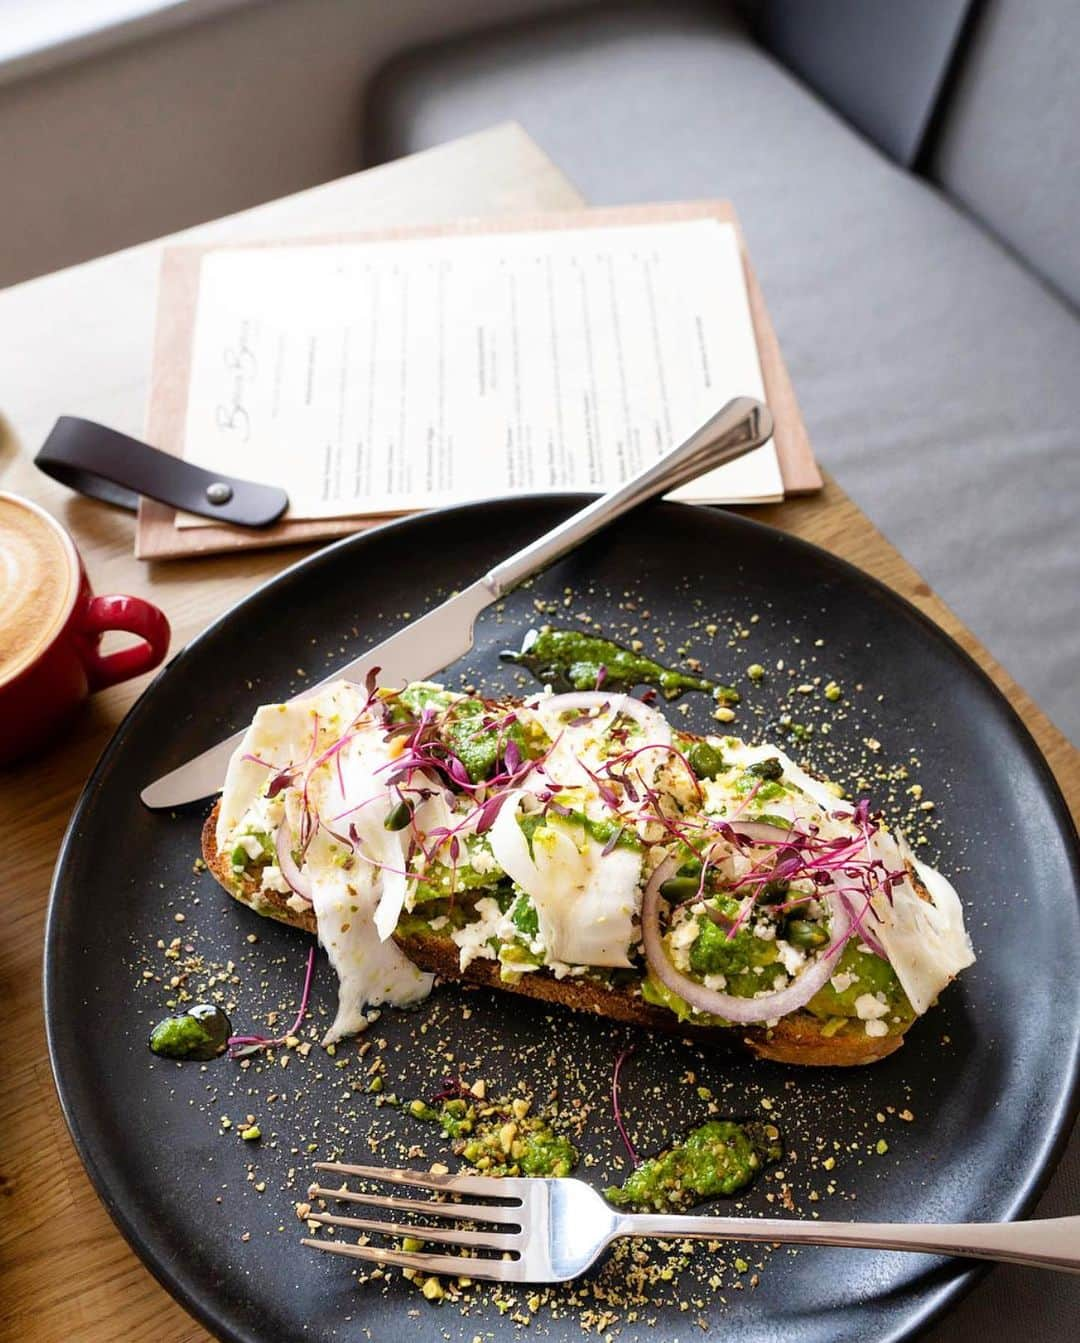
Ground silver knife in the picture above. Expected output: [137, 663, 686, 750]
[140, 396, 773, 808]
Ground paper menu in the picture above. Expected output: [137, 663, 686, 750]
[177, 219, 781, 526]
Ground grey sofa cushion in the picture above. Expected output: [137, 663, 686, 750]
[754, 0, 973, 166]
[929, 0, 1080, 309]
[367, 2, 1080, 744]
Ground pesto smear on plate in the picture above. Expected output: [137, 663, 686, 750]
[149, 1003, 232, 1061]
[605, 1119, 782, 1210]
[502, 626, 738, 701]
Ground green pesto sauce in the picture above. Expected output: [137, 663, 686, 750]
[605, 1120, 782, 1210]
[510, 892, 540, 937]
[396, 683, 458, 717]
[442, 701, 530, 783]
[687, 912, 780, 996]
[395, 684, 539, 784]
[502, 626, 737, 702]
[148, 1003, 231, 1061]
[409, 1096, 578, 1177]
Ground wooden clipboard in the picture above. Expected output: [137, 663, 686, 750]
[137, 200, 821, 560]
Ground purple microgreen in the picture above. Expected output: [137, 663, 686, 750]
[240, 753, 275, 769]
[474, 790, 514, 834]
[227, 946, 316, 1059]
[612, 1045, 640, 1167]
[266, 768, 296, 798]
[601, 826, 624, 856]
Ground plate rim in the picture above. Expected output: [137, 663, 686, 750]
[44, 494, 1080, 1343]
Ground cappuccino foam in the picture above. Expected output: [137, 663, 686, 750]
[0, 495, 76, 683]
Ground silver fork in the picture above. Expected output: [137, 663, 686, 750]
[302, 1162, 1080, 1281]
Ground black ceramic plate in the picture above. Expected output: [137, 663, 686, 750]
[46, 498, 1079, 1343]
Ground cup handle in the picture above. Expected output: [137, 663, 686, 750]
[81, 595, 171, 691]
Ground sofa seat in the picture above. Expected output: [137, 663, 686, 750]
[367, 2, 1080, 742]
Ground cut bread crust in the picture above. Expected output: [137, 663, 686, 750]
[202, 803, 905, 1066]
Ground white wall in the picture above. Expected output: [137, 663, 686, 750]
[0, 0, 585, 286]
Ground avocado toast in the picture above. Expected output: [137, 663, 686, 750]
[203, 676, 974, 1066]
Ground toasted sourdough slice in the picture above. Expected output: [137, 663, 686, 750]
[202, 804, 905, 1067]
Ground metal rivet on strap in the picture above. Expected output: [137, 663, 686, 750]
[205, 481, 233, 506]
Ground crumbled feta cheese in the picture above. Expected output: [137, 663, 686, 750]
[703, 973, 727, 992]
[854, 992, 889, 1021]
[864, 1019, 889, 1038]
[669, 918, 700, 950]
[669, 917, 700, 969]
[450, 897, 504, 971]
[260, 864, 291, 894]
[830, 972, 855, 994]
[775, 940, 807, 976]
[469, 845, 496, 875]
[237, 834, 265, 861]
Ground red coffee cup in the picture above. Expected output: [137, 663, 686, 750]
[0, 492, 170, 765]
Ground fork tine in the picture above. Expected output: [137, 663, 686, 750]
[302, 1238, 516, 1280]
[308, 1186, 519, 1224]
[313, 1161, 513, 1199]
[305, 1212, 515, 1250]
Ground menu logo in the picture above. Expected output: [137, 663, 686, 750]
[216, 321, 257, 441]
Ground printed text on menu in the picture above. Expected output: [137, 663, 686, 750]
[178, 219, 780, 525]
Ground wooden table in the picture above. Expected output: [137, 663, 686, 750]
[1, 124, 1076, 1342]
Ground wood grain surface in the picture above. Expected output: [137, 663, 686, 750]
[1, 125, 1075, 1343]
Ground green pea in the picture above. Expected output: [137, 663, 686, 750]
[384, 799, 413, 830]
[687, 741, 725, 780]
[746, 756, 784, 781]
[660, 876, 702, 903]
[784, 918, 828, 949]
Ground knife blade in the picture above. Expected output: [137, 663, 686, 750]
[140, 396, 772, 808]
[138, 580, 492, 809]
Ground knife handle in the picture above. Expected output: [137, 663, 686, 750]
[483, 397, 773, 598]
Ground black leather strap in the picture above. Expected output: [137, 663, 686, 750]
[35, 417, 289, 527]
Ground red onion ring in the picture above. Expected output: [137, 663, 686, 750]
[275, 819, 313, 904]
[641, 855, 851, 1024]
[727, 819, 795, 847]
